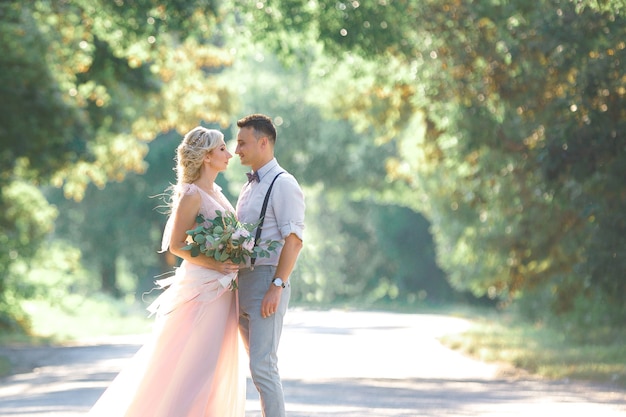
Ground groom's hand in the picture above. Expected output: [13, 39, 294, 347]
[261, 286, 282, 318]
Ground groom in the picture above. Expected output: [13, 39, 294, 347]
[235, 114, 305, 417]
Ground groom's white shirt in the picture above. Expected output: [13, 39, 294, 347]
[236, 158, 305, 267]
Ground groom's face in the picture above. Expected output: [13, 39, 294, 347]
[235, 127, 262, 168]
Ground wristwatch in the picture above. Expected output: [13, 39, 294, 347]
[272, 277, 286, 288]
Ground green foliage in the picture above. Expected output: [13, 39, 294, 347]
[441, 308, 626, 387]
[405, 0, 626, 318]
[0, 182, 57, 330]
[46, 132, 182, 296]
[1, 0, 236, 324]
[575, 0, 626, 14]
[46, 178, 155, 297]
[182, 211, 279, 265]
[237, 0, 626, 326]
[372, 204, 453, 301]
[0, 2, 87, 183]
[8, 0, 626, 337]
[219, 50, 453, 305]
[2, 0, 234, 197]
[24, 0, 235, 198]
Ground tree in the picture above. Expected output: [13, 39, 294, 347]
[576, 0, 626, 14]
[48, 132, 182, 296]
[1, 0, 235, 326]
[218, 49, 453, 304]
[231, 0, 626, 322]
[0, 182, 57, 330]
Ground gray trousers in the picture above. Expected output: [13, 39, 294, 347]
[238, 266, 291, 417]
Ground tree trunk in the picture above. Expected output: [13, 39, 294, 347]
[100, 259, 121, 298]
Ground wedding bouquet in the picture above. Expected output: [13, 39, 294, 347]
[182, 211, 280, 290]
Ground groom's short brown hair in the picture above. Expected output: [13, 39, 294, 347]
[237, 114, 276, 145]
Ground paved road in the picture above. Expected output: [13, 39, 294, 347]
[0, 309, 625, 416]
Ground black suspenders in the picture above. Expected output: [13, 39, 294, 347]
[250, 172, 284, 269]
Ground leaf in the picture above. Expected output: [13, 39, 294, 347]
[267, 241, 280, 251]
[190, 246, 200, 257]
[188, 225, 204, 235]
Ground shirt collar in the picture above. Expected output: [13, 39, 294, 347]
[256, 158, 279, 182]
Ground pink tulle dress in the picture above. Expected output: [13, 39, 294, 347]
[87, 183, 245, 417]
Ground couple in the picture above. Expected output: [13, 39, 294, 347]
[87, 114, 305, 417]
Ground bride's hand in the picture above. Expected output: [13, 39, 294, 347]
[215, 260, 239, 275]
[189, 255, 238, 274]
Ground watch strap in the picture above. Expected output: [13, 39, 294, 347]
[272, 277, 286, 288]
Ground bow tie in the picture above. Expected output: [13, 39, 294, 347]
[246, 171, 260, 183]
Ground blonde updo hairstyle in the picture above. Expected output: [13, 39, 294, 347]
[175, 126, 224, 186]
[159, 127, 225, 250]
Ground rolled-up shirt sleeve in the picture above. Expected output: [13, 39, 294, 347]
[272, 174, 305, 241]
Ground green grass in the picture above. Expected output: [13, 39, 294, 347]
[439, 309, 626, 388]
[1, 294, 152, 346]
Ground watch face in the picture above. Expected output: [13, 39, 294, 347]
[273, 278, 284, 287]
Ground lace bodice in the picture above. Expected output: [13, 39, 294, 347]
[181, 183, 235, 219]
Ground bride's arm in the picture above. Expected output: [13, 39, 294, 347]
[168, 192, 238, 275]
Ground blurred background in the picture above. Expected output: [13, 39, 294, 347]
[1, 0, 625, 379]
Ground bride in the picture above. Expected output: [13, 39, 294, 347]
[87, 127, 245, 417]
